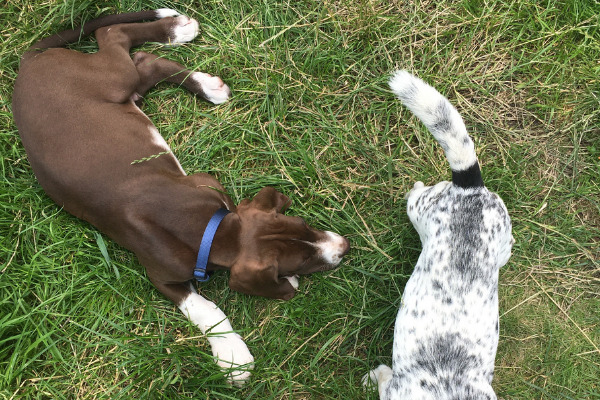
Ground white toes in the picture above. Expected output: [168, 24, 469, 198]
[363, 364, 393, 393]
[154, 10, 199, 44]
[155, 8, 181, 19]
[209, 335, 255, 387]
[190, 72, 231, 104]
[178, 292, 253, 386]
[405, 180, 426, 200]
[362, 371, 376, 388]
[284, 275, 300, 290]
[169, 16, 199, 44]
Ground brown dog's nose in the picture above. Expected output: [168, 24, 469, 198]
[340, 236, 350, 257]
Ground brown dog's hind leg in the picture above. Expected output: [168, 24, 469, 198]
[88, 14, 200, 103]
[132, 52, 231, 105]
[95, 14, 199, 55]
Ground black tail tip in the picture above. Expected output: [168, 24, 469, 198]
[452, 162, 484, 188]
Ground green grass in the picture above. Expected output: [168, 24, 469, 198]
[1, 0, 599, 398]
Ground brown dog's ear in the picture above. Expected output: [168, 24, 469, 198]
[229, 257, 296, 300]
[248, 187, 291, 213]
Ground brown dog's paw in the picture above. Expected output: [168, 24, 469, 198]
[155, 10, 199, 44]
[169, 16, 199, 44]
[283, 275, 299, 290]
[209, 335, 255, 387]
[189, 72, 231, 104]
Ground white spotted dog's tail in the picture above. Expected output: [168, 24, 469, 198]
[389, 70, 484, 188]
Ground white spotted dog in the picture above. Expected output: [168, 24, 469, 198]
[364, 70, 514, 399]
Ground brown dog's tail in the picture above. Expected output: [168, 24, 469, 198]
[25, 8, 181, 55]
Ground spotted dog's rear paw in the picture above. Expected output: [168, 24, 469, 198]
[405, 180, 425, 200]
[189, 72, 231, 104]
[363, 364, 393, 392]
[209, 334, 255, 387]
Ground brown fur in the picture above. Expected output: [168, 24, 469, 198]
[13, 12, 349, 307]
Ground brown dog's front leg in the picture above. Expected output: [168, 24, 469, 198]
[132, 52, 231, 104]
[148, 277, 254, 386]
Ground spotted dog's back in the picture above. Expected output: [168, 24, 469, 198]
[365, 71, 513, 399]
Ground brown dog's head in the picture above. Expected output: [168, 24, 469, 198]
[223, 187, 349, 300]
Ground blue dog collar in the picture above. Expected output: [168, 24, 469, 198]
[194, 208, 231, 282]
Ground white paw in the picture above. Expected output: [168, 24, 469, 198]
[361, 371, 376, 388]
[178, 292, 253, 386]
[284, 275, 299, 290]
[362, 364, 393, 389]
[405, 180, 425, 200]
[190, 72, 231, 104]
[169, 16, 199, 44]
[209, 334, 255, 387]
[155, 8, 181, 19]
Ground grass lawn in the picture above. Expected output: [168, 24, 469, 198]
[1, 0, 598, 398]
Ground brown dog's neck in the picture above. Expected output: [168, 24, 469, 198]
[206, 213, 241, 271]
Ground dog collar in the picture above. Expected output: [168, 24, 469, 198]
[194, 208, 231, 282]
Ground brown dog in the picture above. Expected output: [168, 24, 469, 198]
[12, 9, 349, 385]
